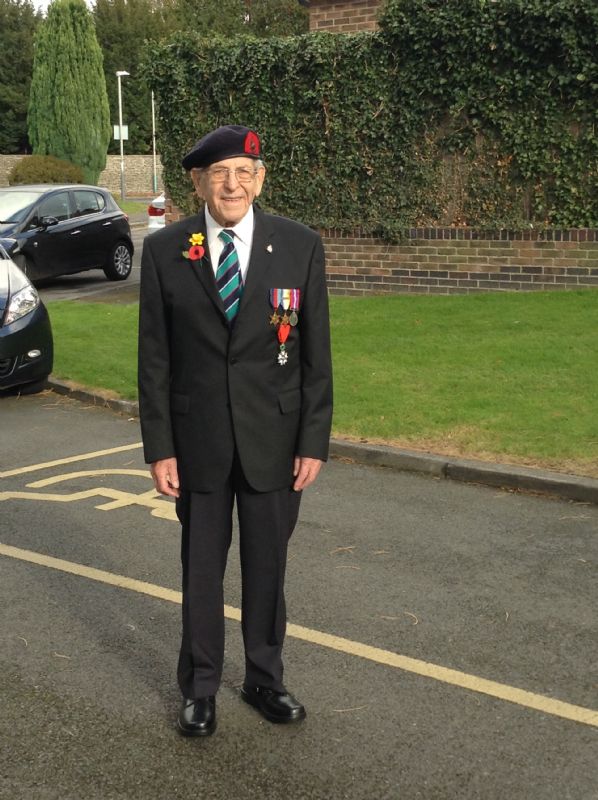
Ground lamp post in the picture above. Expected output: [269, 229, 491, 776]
[116, 70, 130, 201]
[151, 91, 158, 194]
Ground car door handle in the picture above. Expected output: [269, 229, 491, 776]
[70, 229, 82, 236]
[102, 221, 112, 226]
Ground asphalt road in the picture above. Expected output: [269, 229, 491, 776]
[0, 393, 597, 800]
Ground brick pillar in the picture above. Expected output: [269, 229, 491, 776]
[309, 0, 380, 32]
[165, 195, 184, 224]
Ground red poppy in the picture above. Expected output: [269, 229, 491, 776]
[188, 245, 204, 260]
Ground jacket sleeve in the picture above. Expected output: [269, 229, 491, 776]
[137, 237, 176, 464]
[296, 232, 333, 460]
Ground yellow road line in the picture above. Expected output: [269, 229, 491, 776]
[0, 443, 144, 479]
[1, 541, 597, 729]
[28, 469, 151, 487]
[0, 467, 176, 520]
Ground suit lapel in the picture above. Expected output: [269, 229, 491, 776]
[237, 207, 275, 317]
[186, 209, 227, 320]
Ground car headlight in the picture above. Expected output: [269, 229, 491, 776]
[4, 261, 40, 325]
[5, 285, 39, 325]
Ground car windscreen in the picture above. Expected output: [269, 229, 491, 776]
[0, 191, 45, 223]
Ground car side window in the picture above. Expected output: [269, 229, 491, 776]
[36, 192, 70, 223]
[73, 190, 105, 217]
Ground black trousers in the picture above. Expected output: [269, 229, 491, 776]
[175, 455, 302, 699]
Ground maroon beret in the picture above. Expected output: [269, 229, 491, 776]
[182, 125, 261, 170]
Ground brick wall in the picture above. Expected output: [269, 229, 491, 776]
[309, 0, 379, 32]
[0, 154, 163, 197]
[165, 198, 598, 293]
[323, 228, 598, 294]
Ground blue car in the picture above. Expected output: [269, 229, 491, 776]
[0, 243, 53, 392]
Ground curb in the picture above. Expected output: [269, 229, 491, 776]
[46, 378, 598, 506]
[328, 440, 598, 505]
[47, 378, 139, 419]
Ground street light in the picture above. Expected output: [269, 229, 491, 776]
[116, 70, 130, 201]
[151, 91, 158, 194]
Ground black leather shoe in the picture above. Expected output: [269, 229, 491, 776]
[241, 684, 306, 724]
[177, 696, 216, 737]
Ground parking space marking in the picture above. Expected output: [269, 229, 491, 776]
[1, 541, 597, 730]
[0, 468, 177, 520]
[0, 443, 143, 479]
[28, 469, 150, 486]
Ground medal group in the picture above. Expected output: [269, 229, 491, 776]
[269, 288, 300, 366]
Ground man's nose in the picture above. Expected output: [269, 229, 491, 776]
[224, 169, 240, 188]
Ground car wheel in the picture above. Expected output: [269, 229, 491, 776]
[14, 378, 49, 396]
[104, 241, 132, 281]
[0, 377, 48, 397]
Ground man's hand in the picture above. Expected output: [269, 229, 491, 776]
[150, 457, 180, 498]
[293, 456, 323, 492]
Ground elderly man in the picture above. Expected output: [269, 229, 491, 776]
[138, 125, 333, 737]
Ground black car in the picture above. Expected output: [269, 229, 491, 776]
[0, 244, 53, 392]
[0, 184, 134, 282]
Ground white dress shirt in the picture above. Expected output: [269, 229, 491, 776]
[205, 205, 254, 284]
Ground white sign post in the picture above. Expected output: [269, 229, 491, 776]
[115, 70, 130, 201]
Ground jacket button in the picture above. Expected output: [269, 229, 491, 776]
[229, 357, 238, 365]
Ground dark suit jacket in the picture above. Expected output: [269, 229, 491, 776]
[138, 205, 333, 493]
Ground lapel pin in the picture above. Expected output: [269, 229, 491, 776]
[266, 244, 273, 253]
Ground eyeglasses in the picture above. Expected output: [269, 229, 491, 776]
[205, 166, 258, 184]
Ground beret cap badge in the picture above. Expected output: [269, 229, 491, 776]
[244, 131, 260, 156]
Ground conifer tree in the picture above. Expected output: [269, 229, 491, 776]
[28, 0, 111, 184]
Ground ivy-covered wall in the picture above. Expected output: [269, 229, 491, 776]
[143, 0, 598, 239]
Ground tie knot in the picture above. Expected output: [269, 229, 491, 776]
[219, 229, 235, 244]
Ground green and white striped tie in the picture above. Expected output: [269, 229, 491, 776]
[216, 229, 242, 322]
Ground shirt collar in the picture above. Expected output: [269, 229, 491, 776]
[205, 204, 254, 247]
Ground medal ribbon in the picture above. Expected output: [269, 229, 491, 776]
[270, 288, 301, 311]
[277, 324, 290, 344]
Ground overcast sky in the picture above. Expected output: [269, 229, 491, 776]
[34, 0, 93, 13]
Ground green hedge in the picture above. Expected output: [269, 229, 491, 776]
[142, 0, 598, 237]
[8, 154, 84, 185]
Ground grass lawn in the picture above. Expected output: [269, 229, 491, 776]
[47, 291, 598, 477]
[113, 197, 148, 215]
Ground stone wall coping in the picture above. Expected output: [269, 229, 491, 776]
[0, 153, 163, 196]
[319, 227, 598, 242]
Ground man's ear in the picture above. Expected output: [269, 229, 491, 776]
[190, 169, 206, 201]
[254, 166, 266, 198]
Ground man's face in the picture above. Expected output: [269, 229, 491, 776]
[191, 157, 265, 227]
